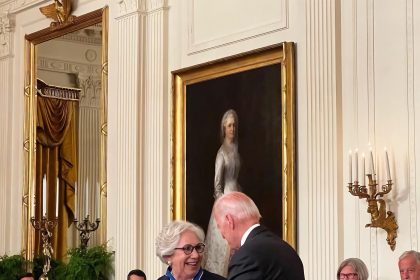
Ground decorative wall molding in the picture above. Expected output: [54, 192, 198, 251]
[0, 0, 41, 14]
[143, 0, 167, 12]
[0, 58, 11, 254]
[77, 75, 101, 107]
[187, 0, 288, 55]
[367, 0, 376, 142]
[111, 1, 168, 278]
[142, 5, 168, 279]
[116, 0, 167, 19]
[58, 28, 102, 46]
[0, 13, 13, 58]
[405, 0, 417, 250]
[37, 56, 101, 76]
[112, 11, 143, 279]
[304, 0, 339, 278]
[366, 1, 379, 278]
[116, 0, 140, 18]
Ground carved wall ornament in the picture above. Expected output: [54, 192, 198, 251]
[85, 49, 97, 62]
[77, 75, 101, 107]
[0, 13, 13, 58]
[39, 0, 75, 28]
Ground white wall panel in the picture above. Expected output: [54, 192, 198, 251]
[172, 0, 296, 69]
[341, 0, 420, 279]
[187, 0, 287, 54]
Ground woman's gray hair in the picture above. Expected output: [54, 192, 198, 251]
[155, 220, 205, 264]
[336, 258, 369, 280]
[219, 109, 238, 144]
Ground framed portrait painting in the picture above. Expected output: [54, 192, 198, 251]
[172, 42, 296, 247]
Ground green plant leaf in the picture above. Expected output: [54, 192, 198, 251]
[56, 244, 114, 280]
[0, 254, 29, 280]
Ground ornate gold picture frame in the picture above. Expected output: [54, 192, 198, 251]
[23, 7, 108, 260]
[172, 42, 296, 247]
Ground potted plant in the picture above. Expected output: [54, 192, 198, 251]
[0, 254, 29, 280]
[56, 244, 114, 279]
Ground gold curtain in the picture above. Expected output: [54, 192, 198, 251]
[35, 95, 78, 260]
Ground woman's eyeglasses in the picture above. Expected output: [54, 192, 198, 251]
[337, 273, 358, 279]
[174, 243, 205, 255]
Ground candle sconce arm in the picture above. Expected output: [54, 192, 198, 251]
[375, 180, 393, 198]
[74, 215, 100, 250]
[348, 183, 370, 199]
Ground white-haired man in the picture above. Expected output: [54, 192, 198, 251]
[213, 191, 305, 280]
[399, 250, 420, 280]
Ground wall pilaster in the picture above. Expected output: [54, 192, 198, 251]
[141, 1, 169, 278]
[0, 12, 14, 254]
[300, 0, 340, 278]
[109, 0, 168, 278]
[109, 8, 143, 279]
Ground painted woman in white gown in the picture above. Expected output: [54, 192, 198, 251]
[204, 109, 241, 277]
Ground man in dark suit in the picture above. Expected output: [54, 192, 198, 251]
[213, 191, 305, 280]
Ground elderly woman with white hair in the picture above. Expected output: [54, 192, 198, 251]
[155, 220, 226, 280]
[336, 258, 369, 280]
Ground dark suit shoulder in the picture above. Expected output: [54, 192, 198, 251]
[203, 269, 227, 280]
[157, 276, 169, 280]
[230, 226, 305, 280]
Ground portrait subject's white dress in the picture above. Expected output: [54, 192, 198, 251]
[203, 143, 241, 277]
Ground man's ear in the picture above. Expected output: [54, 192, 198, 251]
[225, 214, 235, 229]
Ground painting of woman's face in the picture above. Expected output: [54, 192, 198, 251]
[224, 115, 236, 142]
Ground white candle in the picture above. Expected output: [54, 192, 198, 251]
[32, 192, 35, 217]
[348, 150, 352, 183]
[56, 177, 59, 217]
[362, 154, 366, 186]
[42, 175, 47, 216]
[355, 149, 358, 182]
[97, 182, 100, 219]
[31, 177, 36, 217]
[75, 181, 78, 220]
[385, 148, 391, 180]
[370, 148, 375, 175]
[85, 179, 89, 217]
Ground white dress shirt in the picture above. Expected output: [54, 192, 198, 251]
[240, 223, 260, 246]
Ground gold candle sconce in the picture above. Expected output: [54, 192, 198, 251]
[347, 148, 398, 251]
